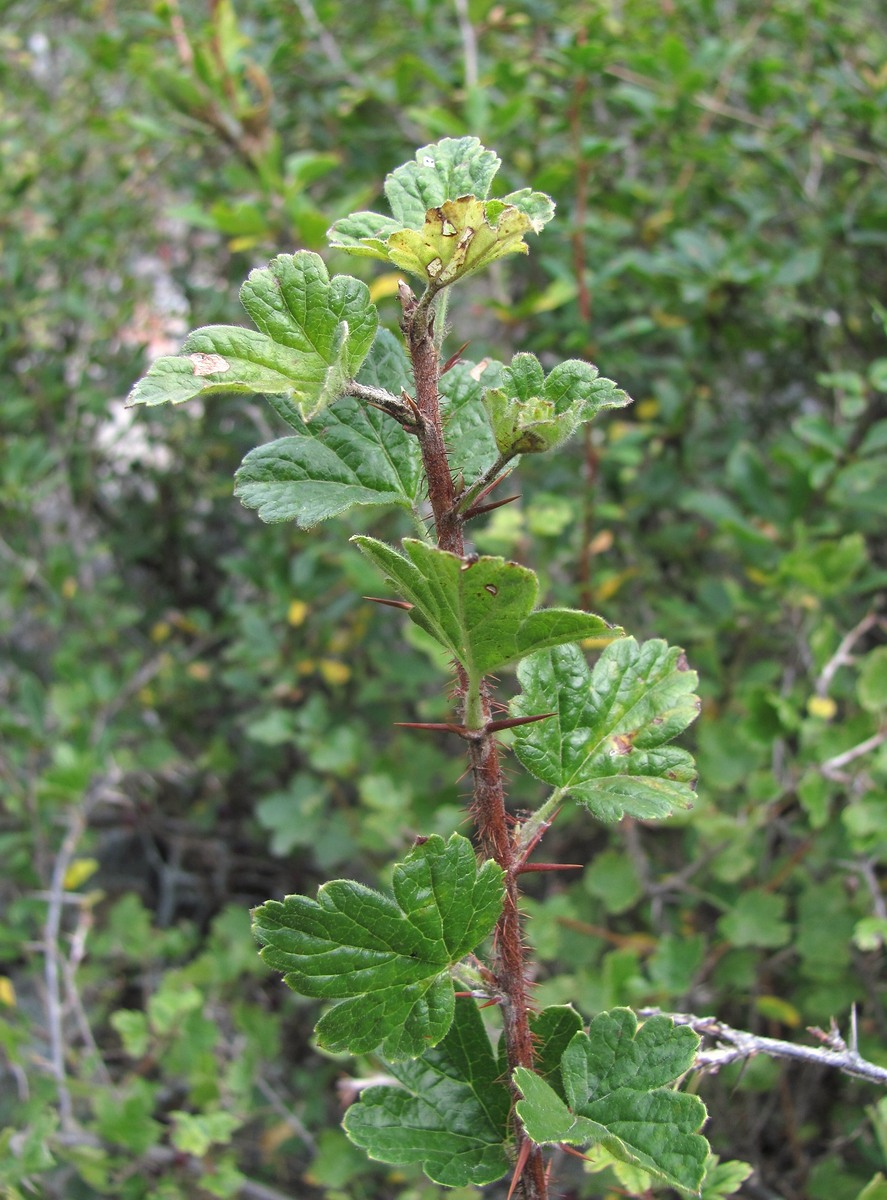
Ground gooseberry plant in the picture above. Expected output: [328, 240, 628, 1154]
[128, 138, 711, 1199]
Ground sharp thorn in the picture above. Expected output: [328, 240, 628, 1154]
[507, 1137, 533, 1200]
[464, 493, 522, 521]
[486, 712, 556, 734]
[473, 471, 511, 506]
[478, 996, 503, 1009]
[561, 1144, 594, 1162]
[394, 721, 469, 737]
[518, 807, 564, 862]
[441, 341, 470, 375]
[517, 863, 584, 875]
[364, 596, 414, 611]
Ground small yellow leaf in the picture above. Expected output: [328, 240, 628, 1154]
[807, 695, 837, 720]
[0, 976, 16, 1006]
[228, 235, 262, 252]
[755, 995, 801, 1027]
[186, 661, 212, 681]
[368, 272, 404, 302]
[150, 621, 172, 643]
[260, 1120, 294, 1157]
[635, 398, 659, 421]
[137, 686, 156, 706]
[641, 208, 674, 238]
[596, 569, 638, 603]
[745, 567, 771, 585]
[287, 599, 309, 627]
[62, 576, 78, 599]
[607, 421, 634, 442]
[651, 309, 687, 329]
[319, 659, 351, 686]
[64, 858, 99, 890]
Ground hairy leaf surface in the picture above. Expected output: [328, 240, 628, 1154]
[343, 998, 511, 1187]
[484, 352, 631, 456]
[497, 1006, 585, 1102]
[352, 537, 618, 684]
[252, 834, 503, 1059]
[327, 137, 554, 287]
[127, 252, 377, 420]
[511, 639, 699, 820]
[234, 333, 421, 526]
[440, 360, 503, 480]
[515, 1008, 707, 1193]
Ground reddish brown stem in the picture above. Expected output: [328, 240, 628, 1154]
[466, 705, 548, 1200]
[400, 285, 462, 554]
[399, 284, 548, 1200]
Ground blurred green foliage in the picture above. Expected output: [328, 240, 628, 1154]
[1, 0, 885, 1197]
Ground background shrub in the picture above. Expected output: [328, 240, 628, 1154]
[1, 2, 885, 1197]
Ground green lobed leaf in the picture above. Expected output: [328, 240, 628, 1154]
[496, 1006, 584, 1102]
[858, 645, 887, 712]
[234, 333, 421, 526]
[327, 138, 554, 288]
[511, 639, 700, 820]
[515, 1008, 708, 1194]
[325, 211, 403, 260]
[440, 359, 503, 480]
[484, 353, 632, 457]
[700, 1153, 754, 1199]
[356, 326, 414, 395]
[343, 997, 511, 1187]
[384, 137, 503, 227]
[499, 187, 557, 231]
[127, 251, 377, 420]
[351, 537, 619, 687]
[252, 833, 503, 1060]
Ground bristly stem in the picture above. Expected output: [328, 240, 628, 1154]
[399, 283, 548, 1200]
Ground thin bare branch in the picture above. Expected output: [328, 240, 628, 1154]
[821, 729, 887, 779]
[815, 611, 883, 697]
[42, 801, 92, 1130]
[641, 1008, 887, 1086]
[255, 1074, 316, 1153]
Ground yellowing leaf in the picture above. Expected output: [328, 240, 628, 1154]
[754, 995, 801, 1027]
[319, 659, 351, 685]
[287, 599, 309, 626]
[0, 976, 16, 1006]
[64, 858, 99, 890]
[368, 272, 404, 301]
[596, 568, 638, 602]
[807, 695, 837, 720]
